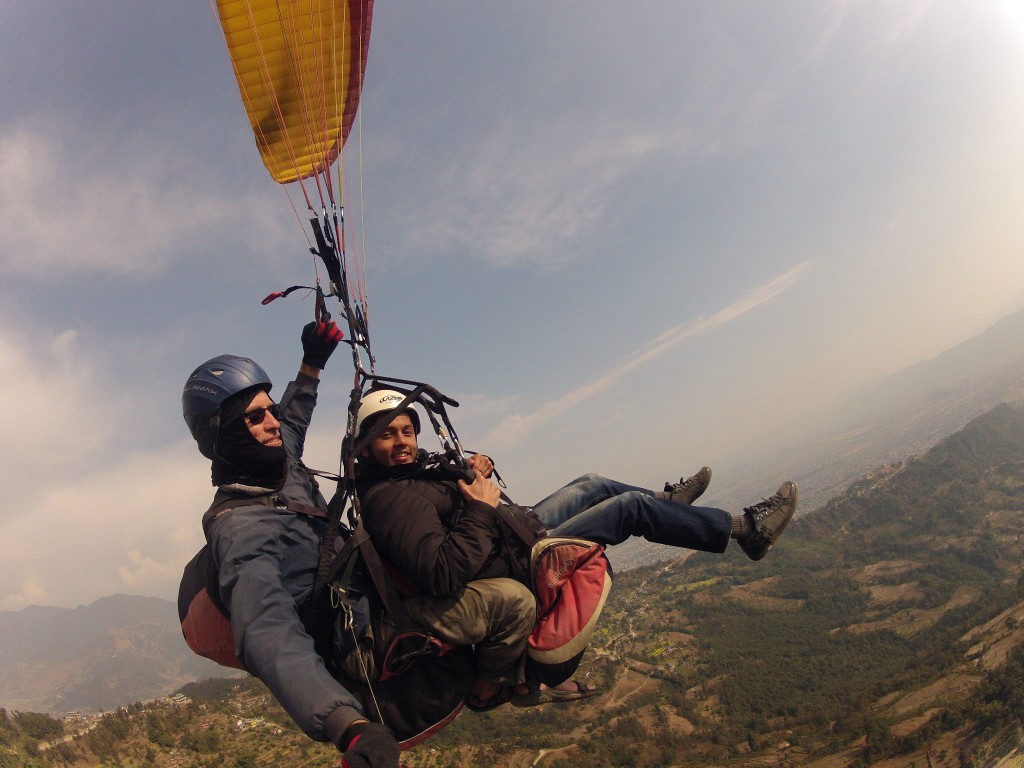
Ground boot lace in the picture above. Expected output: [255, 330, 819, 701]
[743, 496, 780, 522]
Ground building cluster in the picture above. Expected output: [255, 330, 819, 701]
[232, 716, 283, 735]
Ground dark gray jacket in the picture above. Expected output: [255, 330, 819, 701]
[207, 373, 362, 746]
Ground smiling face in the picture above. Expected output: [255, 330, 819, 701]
[367, 412, 419, 466]
[243, 390, 283, 448]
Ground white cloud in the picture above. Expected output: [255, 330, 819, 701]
[0, 318, 347, 611]
[0, 328, 114, 489]
[883, 0, 932, 44]
[4, 579, 48, 612]
[480, 262, 810, 448]
[811, 1, 853, 61]
[396, 115, 714, 269]
[0, 318, 225, 610]
[0, 440, 210, 611]
[806, 0, 933, 65]
[0, 126, 287, 277]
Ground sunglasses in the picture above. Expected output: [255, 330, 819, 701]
[243, 403, 280, 426]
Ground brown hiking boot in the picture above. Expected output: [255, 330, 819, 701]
[739, 481, 798, 561]
[659, 466, 712, 505]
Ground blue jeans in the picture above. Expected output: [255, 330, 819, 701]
[532, 474, 731, 554]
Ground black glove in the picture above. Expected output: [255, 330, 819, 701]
[340, 722, 400, 768]
[301, 321, 344, 369]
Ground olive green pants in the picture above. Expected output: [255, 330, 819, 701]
[403, 578, 536, 685]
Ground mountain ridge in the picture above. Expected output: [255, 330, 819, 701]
[0, 593, 242, 715]
[610, 305, 1024, 570]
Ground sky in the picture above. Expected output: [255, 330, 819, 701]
[2, 0, 1024, 612]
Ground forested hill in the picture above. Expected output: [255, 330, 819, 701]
[796, 401, 1024, 547]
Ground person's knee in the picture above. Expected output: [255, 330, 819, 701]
[468, 579, 536, 631]
[608, 491, 651, 535]
[486, 579, 534, 614]
[506, 582, 537, 626]
[620, 490, 649, 510]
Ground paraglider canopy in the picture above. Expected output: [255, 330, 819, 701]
[216, 0, 373, 184]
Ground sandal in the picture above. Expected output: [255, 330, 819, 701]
[511, 679, 597, 707]
[466, 685, 513, 712]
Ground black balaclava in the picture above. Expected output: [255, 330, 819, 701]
[210, 386, 286, 487]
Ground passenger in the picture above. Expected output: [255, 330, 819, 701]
[354, 389, 798, 709]
[354, 393, 538, 710]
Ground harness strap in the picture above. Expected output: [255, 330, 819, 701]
[202, 491, 329, 540]
[310, 515, 367, 603]
[356, 525, 413, 627]
[496, 504, 545, 548]
[308, 491, 414, 635]
[288, 501, 328, 519]
[312, 490, 349, 605]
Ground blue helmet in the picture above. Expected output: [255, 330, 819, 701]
[183, 354, 272, 459]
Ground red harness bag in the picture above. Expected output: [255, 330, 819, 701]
[178, 543, 247, 670]
[525, 536, 612, 686]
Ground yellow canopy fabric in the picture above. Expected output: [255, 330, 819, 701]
[216, 0, 373, 184]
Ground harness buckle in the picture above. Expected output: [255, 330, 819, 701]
[329, 584, 355, 631]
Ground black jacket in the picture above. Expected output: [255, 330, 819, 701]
[358, 465, 542, 598]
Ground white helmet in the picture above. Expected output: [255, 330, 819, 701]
[355, 389, 422, 439]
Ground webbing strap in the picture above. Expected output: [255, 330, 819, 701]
[311, 516, 366, 605]
[497, 505, 544, 548]
[356, 526, 413, 627]
[288, 501, 328, 519]
[312, 490, 349, 605]
[310, 508, 412, 631]
[202, 492, 329, 540]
